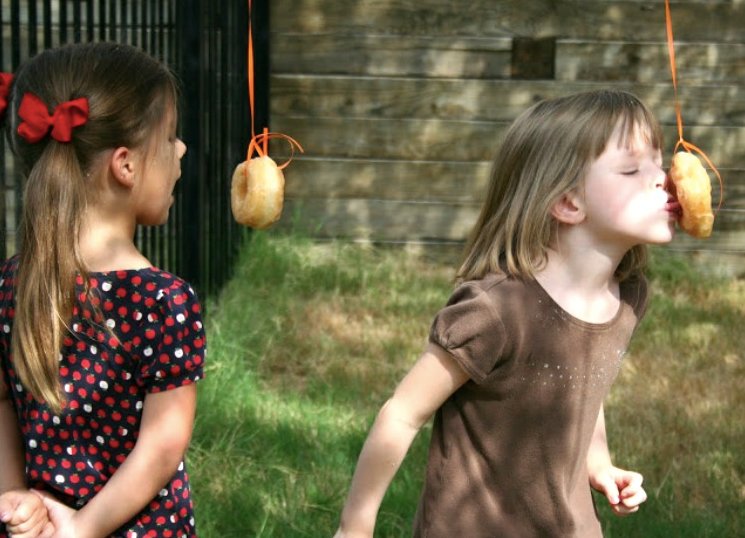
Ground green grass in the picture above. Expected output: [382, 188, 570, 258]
[188, 232, 744, 537]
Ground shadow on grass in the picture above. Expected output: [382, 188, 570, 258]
[190, 377, 428, 537]
[189, 235, 744, 537]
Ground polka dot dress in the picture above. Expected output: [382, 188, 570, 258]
[0, 256, 205, 538]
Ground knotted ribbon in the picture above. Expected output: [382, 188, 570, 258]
[244, 0, 302, 168]
[17, 92, 89, 144]
[0, 72, 13, 117]
[665, 0, 723, 210]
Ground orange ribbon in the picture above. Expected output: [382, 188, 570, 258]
[245, 0, 302, 169]
[665, 0, 723, 210]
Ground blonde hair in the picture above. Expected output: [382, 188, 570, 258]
[457, 89, 663, 284]
[6, 42, 178, 412]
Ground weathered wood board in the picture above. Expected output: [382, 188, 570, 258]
[269, 0, 745, 263]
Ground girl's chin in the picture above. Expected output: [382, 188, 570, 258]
[636, 221, 677, 245]
[647, 228, 676, 244]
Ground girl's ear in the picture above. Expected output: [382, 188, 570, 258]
[551, 189, 586, 224]
[108, 146, 137, 188]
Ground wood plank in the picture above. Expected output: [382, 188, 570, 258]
[270, 76, 745, 127]
[272, 34, 512, 79]
[283, 158, 743, 212]
[279, 198, 479, 242]
[272, 36, 745, 84]
[278, 198, 745, 253]
[283, 158, 492, 202]
[270, 116, 502, 161]
[556, 40, 745, 84]
[272, 1, 745, 43]
[269, 115, 745, 168]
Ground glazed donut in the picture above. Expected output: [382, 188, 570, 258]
[668, 151, 714, 238]
[230, 156, 285, 229]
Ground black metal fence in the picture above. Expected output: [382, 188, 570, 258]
[0, 0, 268, 298]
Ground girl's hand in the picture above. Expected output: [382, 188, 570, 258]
[32, 491, 81, 538]
[589, 465, 647, 516]
[0, 489, 54, 538]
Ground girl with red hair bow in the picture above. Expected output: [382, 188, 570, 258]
[0, 42, 205, 538]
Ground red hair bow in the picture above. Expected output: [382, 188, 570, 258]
[17, 92, 89, 144]
[0, 72, 13, 117]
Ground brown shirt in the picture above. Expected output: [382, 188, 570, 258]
[413, 273, 648, 538]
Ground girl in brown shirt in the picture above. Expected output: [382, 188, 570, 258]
[335, 89, 679, 537]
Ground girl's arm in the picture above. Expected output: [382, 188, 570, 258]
[586, 404, 647, 516]
[41, 383, 197, 538]
[0, 380, 52, 538]
[335, 343, 470, 538]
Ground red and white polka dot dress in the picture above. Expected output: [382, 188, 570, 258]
[0, 256, 205, 537]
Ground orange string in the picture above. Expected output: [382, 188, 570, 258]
[664, 0, 723, 210]
[246, 128, 304, 170]
[245, 0, 303, 169]
[248, 0, 255, 139]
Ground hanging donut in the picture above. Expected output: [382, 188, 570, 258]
[668, 151, 714, 238]
[231, 155, 285, 229]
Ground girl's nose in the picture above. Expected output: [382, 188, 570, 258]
[656, 166, 668, 189]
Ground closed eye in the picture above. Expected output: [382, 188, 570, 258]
[621, 170, 639, 176]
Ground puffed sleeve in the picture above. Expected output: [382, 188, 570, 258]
[428, 282, 506, 384]
[136, 280, 206, 392]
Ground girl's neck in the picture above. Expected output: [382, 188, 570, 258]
[534, 247, 621, 324]
[78, 209, 150, 272]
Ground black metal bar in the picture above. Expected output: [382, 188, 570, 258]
[119, 0, 127, 44]
[43, 0, 52, 49]
[167, 0, 178, 271]
[86, 0, 95, 42]
[205, 0, 216, 290]
[1, 0, 6, 67]
[73, 0, 83, 43]
[98, 0, 107, 42]
[10, 0, 20, 68]
[59, 0, 68, 43]
[130, 0, 138, 47]
[149, 0, 156, 53]
[176, 0, 203, 291]
[108, 0, 117, 41]
[157, 0, 165, 59]
[227, 0, 251, 264]
[28, 0, 38, 55]
[218, 1, 230, 289]
[140, 0, 148, 54]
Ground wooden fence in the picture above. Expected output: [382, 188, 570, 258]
[268, 0, 745, 272]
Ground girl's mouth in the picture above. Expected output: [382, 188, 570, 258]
[666, 199, 682, 216]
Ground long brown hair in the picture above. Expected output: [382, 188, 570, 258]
[457, 89, 663, 284]
[6, 42, 178, 412]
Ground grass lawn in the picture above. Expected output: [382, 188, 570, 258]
[188, 232, 744, 537]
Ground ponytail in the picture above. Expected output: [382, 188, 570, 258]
[12, 142, 89, 412]
[5, 42, 178, 412]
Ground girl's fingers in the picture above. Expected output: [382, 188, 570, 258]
[620, 487, 648, 509]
